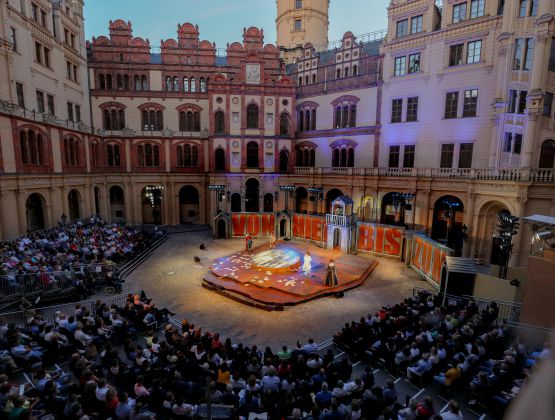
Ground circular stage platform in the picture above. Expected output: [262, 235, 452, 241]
[251, 249, 301, 273]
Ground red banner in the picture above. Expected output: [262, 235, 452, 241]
[292, 214, 327, 242]
[231, 213, 275, 237]
[410, 234, 454, 288]
[357, 223, 404, 258]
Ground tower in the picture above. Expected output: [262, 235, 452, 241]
[276, 0, 329, 63]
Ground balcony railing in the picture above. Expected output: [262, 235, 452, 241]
[293, 167, 555, 183]
[325, 214, 355, 226]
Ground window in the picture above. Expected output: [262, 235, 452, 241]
[503, 133, 512, 152]
[539, 140, 555, 168]
[389, 146, 400, 167]
[513, 39, 524, 70]
[411, 15, 423, 34]
[391, 99, 403, 123]
[463, 89, 478, 117]
[408, 53, 420, 73]
[183, 77, 189, 92]
[35, 42, 42, 63]
[470, 0, 485, 18]
[190, 77, 196, 92]
[296, 0, 302, 9]
[394, 56, 406, 76]
[67, 102, 74, 121]
[64, 137, 80, 166]
[445, 92, 459, 119]
[246, 141, 259, 168]
[467, 40, 482, 63]
[352, 65, 358, 76]
[66, 61, 71, 79]
[549, 38, 555, 71]
[106, 144, 121, 167]
[344, 67, 350, 77]
[138, 144, 160, 167]
[10, 27, 17, 51]
[165, 76, 172, 91]
[142, 109, 164, 131]
[508, 90, 518, 113]
[334, 104, 356, 128]
[296, 146, 316, 167]
[43, 47, 50, 67]
[294, 19, 302, 31]
[215, 148, 226, 171]
[36, 90, 44, 113]
[530, 0, 538, 16]
[177, 144, 199, 167]
[523, 38, 534, 71]
[20, 129, 44, 165]
[396, 19, 409, 37]
[75, 105, 81, 123]
[449, 44, 464, 66]
[16, 83, 24, 108]
[440, 144, 454, 168]
[40, 10, 46, 27]
[46, 94, 54, 115]
[331, 146, 355, 168]
[543, 92, 553, 117]
[73, 66, 78, 83]
[246, 104, 259, 129]
[336, 68, 341, 79]
[200, 78, 206, 92]
[280, 113, 290, 135]
[31, 3, 38, 20]
[103, 107, 126, 130]
[518, 0, 528, 17]
[179, 110, 201, 132]
[458, 143, 473, 168]
[453, 3, 467, 23]
[406, 97, 419, 122]
[403, 145, 415, 168]
[504, 133, 523, 154]
[215, 111, 225, 134]
[518, 91, 528, 114]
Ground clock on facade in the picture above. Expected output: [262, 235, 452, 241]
[266, 98, 273, 106]
[246, 63, 261, 84]
[266, 141, 273, 149]
[232, 97, 239, 104]
[232, 141, 240, 148]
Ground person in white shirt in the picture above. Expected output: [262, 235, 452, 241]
[95, 378, 111, 401]
[261, 368, 280, 393]
[303, 338, 318, 355]
[74, 324, 92, 347]
[440, 400, 464, 420]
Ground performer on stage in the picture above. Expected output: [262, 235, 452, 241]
[302, 251, 312, 277]
[246, 234, 254, 255]
[324, 259, 338, 287]
[269, 232, 277, 249]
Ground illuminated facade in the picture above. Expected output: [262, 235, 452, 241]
[0, 0, 554, 268]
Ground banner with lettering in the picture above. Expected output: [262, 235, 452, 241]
[292, 213, 327, 243]
[231, 213, 275, 237]
[410, 234, 454, 288]
[357, 223, 404, 258]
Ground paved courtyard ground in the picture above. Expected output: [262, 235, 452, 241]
[125, 229, 433, 349]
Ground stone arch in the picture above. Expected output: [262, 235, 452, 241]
[380, 192, 407, 226]
[295, 187, 309, 214]
[67, 189, 82, 221]
[179, 185, 200, 223]
[431, 195, 465, 256]
[325, 188, 344, 214]
[26, 193, 46, 232]
[141, 185, 163, 225]
[109, 185, 125, 223]
[474, 200, 513, 265]
[245, 178, 260, 212]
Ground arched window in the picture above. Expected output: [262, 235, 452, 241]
[176, 144, 199, 167]
[138, 143, 160, 167]
[173, 76, 179, 92]
[305, 110, 311, 132]
[280, 113, 290, 135]
[246, 141, 259, 168]
[332, 149, 340, 167]
[200, 78, 206, 92]
[350, 105, 357, 127]
[141, 106, 164, 131]
[134, 76, 141, 91]
[353, 65, 358, 76]
[178, 107, 202, 132]
[296, 149, 303, 166]
[298, 110, 304, 132]
[345, 67, 350, 77]
[312, 74, 317, 84]
[335, 107, 342, 129]
[298, 105, 317, 132]
[215, 148, 225, 171]
[215, 111, 225, 134]
[116, 74, 123, 89]
[298, 76, 302, 86]
[336, 68, 341, 79]
[305, 75, 309, 85]
[342, 106, 349, 128]
[246, 103, 259, 129]
[19, 129, 44, 165]
[91, 142, 99, 167]
[334, 102, 357, 128]
[295, 143, 316, 167]
[141, 76, 148, 90]
[106, 144, 121, 167]
[123, 75, 129, 90]
[165, 76, 172, 91]
[347, 148, 355, 167]
[183, 77, 189, 92]
[194, 112, 201, 132]
[99, 74, 106, 90]
[102, 105, 126, 130]
[303, 149, 309, 166]
[64, 136, 80, 166]
[539, 139, 555, 168]
[190, 77, 196, 92]
[311, 109, 317, 130]
[331, 142, 356, 167]
[106, 74, 113, 90]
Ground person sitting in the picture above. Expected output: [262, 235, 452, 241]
[314, 382, 332, 409]
[433, 364, 461, 387]
[440, 400, 463, 420]
[406, 353, 432, 381]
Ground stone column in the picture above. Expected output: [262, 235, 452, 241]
[520, 111, 540, 168]
[16, 190, 27, 234]
[463, 193, 476, 257]
[60, 187, 69, 219]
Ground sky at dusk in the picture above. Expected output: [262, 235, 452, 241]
[85, 0, 390, 50]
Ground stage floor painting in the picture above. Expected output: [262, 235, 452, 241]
[203, 241, 378, 309]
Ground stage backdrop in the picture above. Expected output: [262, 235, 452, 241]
[410, 234, 454, 289]
[357, 223, 404, 259]
[231, 213, 275, 237]
[292, 213, 328, 243]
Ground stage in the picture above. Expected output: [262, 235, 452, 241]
[203, 241, 378, 310]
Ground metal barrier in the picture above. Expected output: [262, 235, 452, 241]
[412, 286, 522, 322]
[0, 291, 141, 327]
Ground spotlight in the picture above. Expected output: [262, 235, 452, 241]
[534, 230, 555, 242]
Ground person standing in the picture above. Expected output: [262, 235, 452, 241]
[302, 251, 312, 277]
[245, 234, 254, 255]
[324, 259, 338, 287]
[269, 232, 277, 249]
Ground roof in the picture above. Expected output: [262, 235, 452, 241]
[332, 196, 354, 205]
[444, 257, 477, 275]
[522, 214, 555, 228]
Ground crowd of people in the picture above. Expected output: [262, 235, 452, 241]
[0, 287, 546, 419]
[334, 291, 550, 418]
[0, 217, 146, 277]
